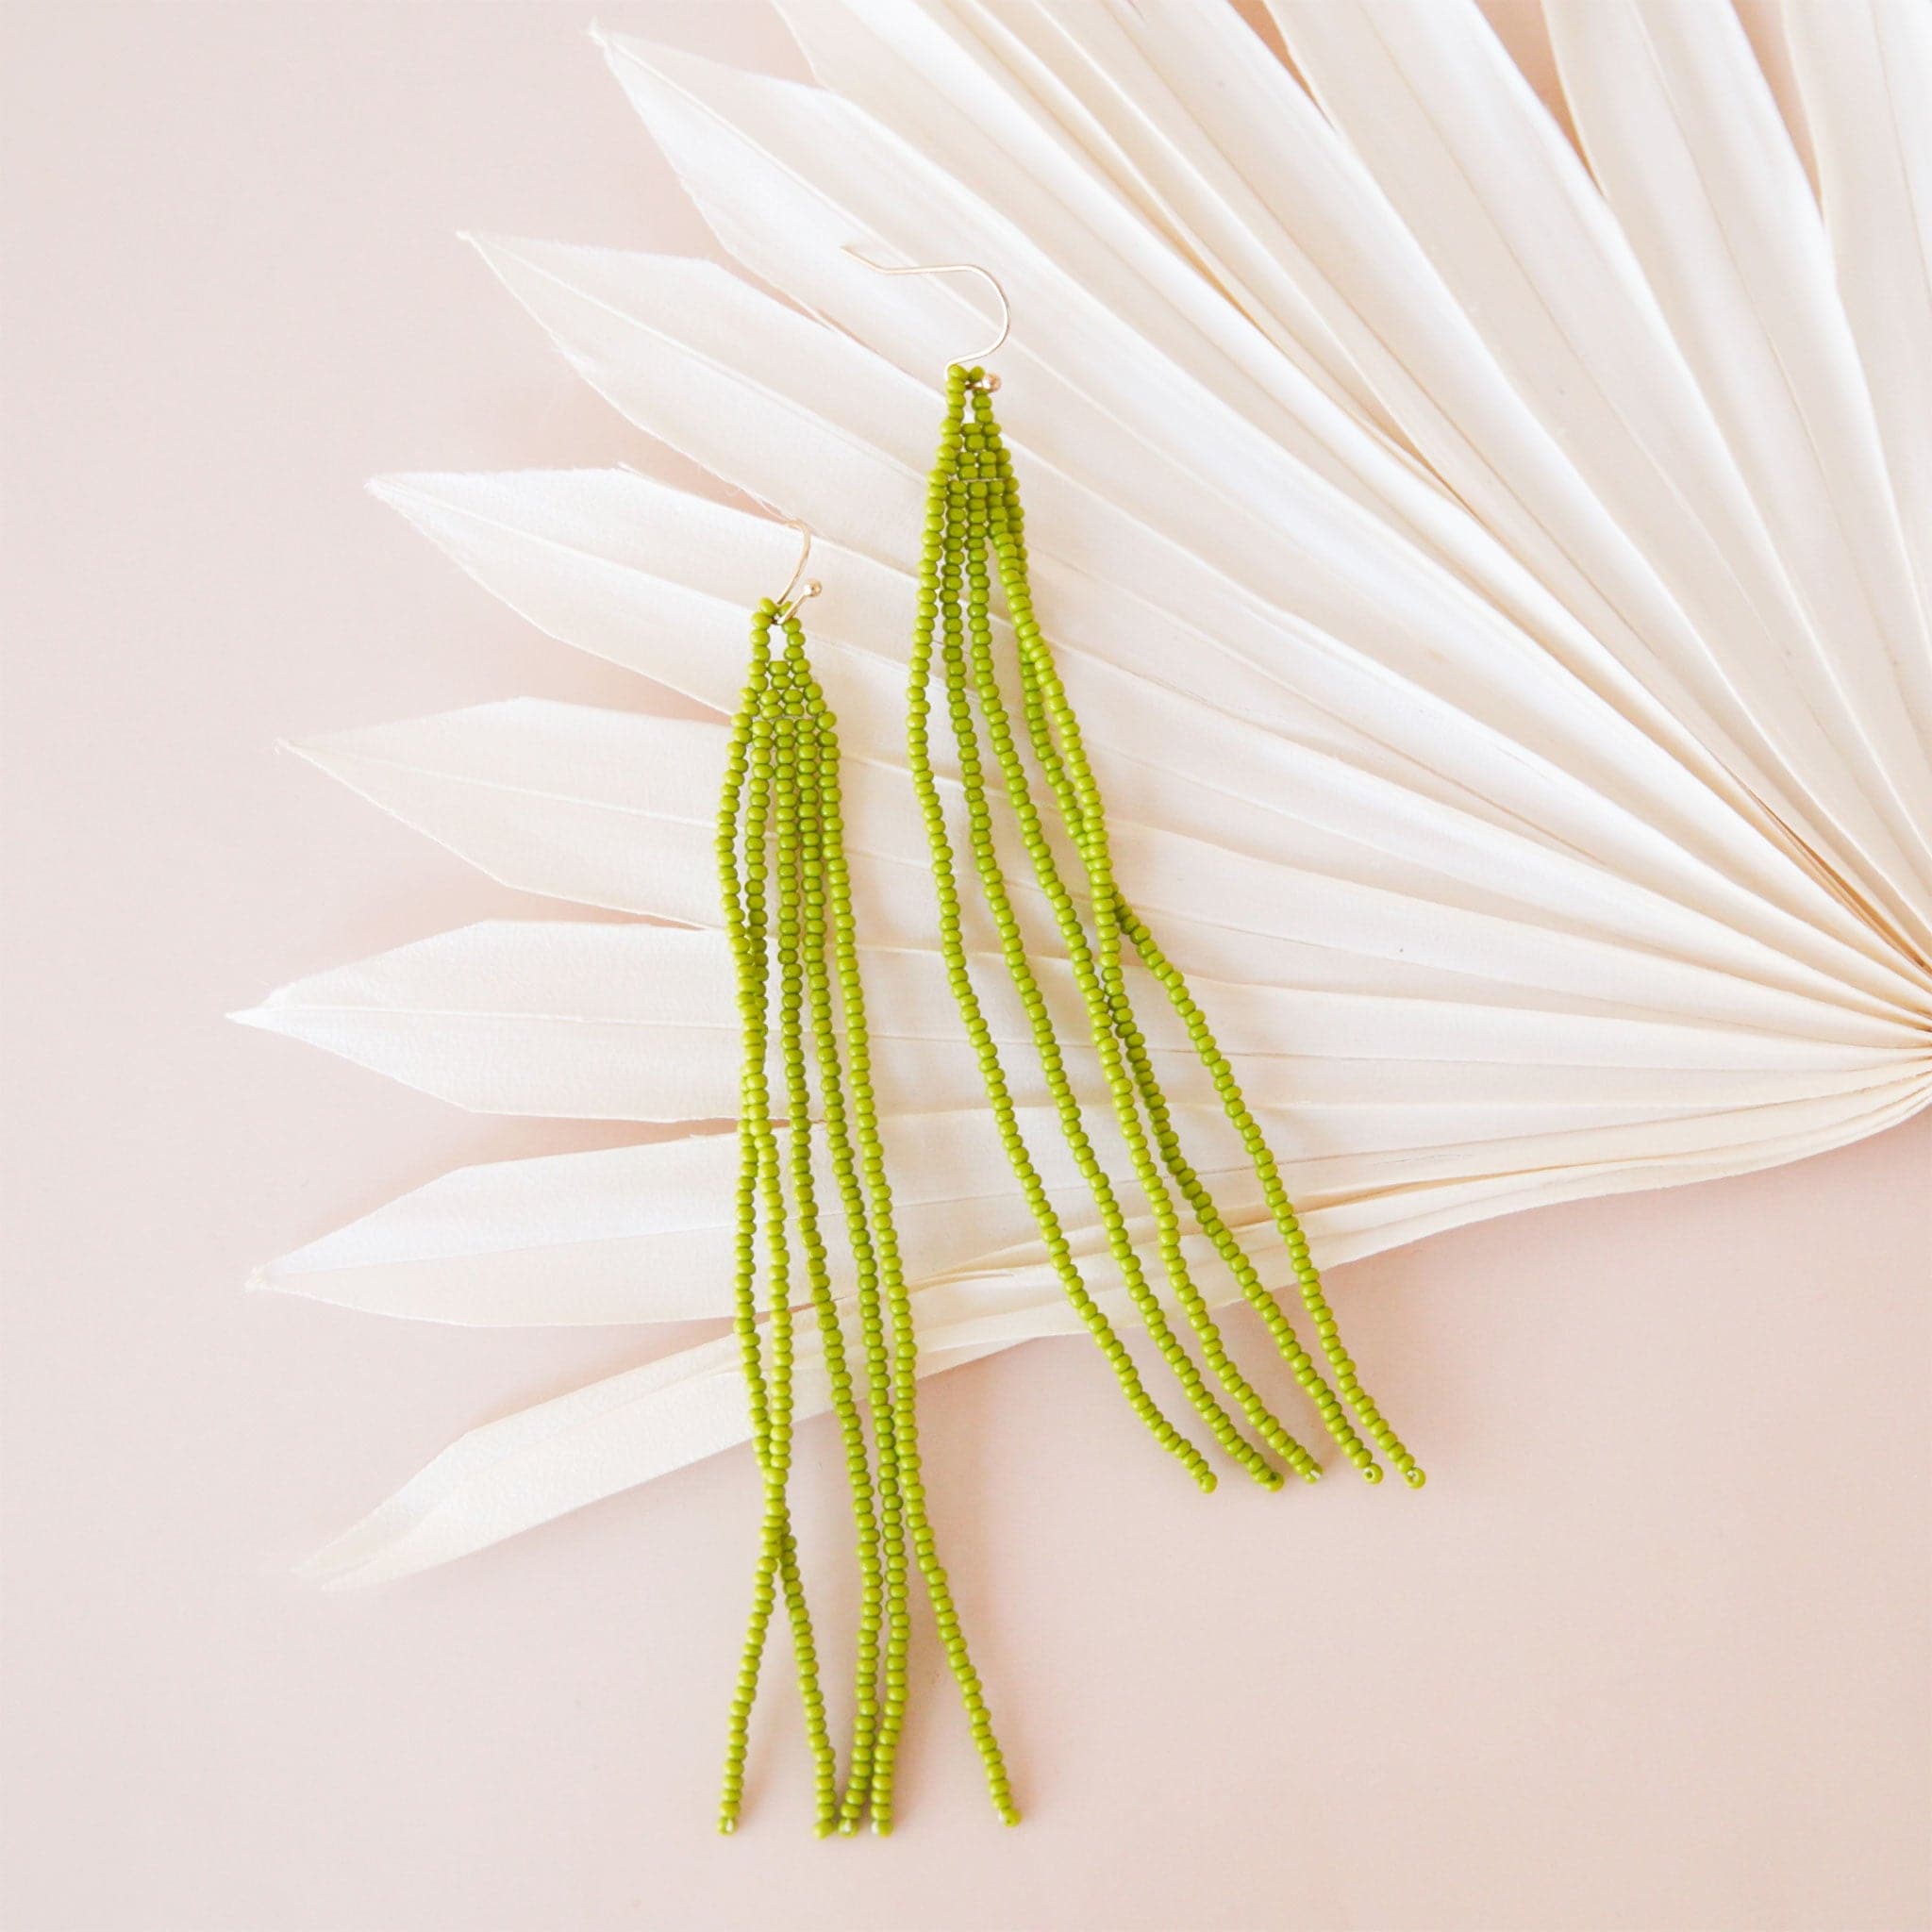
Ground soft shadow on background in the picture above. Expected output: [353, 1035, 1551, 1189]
[2, 6, 1927, 1930]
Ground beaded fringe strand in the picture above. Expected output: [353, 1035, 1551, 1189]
[905, 364, 1425, 1493]
[716, 601, 1017, 1836]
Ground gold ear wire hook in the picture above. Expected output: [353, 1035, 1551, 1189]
[774, 515, 821, 620]
[841, 245, 1009, 387]
[725, 486, 822, 618]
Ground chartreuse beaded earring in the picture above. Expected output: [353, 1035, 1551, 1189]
[844, 248, 1424, 1496]
[715, 524, 1015, 1837]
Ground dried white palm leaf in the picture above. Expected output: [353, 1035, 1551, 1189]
[245, 0, 1932, 1585]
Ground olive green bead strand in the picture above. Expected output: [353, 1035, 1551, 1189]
[718, 630, 823, 1833]
[980, 508, 1334, 1484]
[780, 666, 903, 1833]
[986, 481, 1411, 1482]
[715, 615, 841, 1833]
[911, 369, 1272, 1486]
[980, 418, 1381, 1480]
[718, 596, 1016, 1835]
[797, 647, 1017, 1829]
[967, 402, 1365, 1478]
[904, 370, 1217, 1491]
[794, 685, 909, 1834]
[958, 444, 1324, 1485]
[715, 625, 778, 1832]
[716, 622, 775, 1474]
[971, 388, 1423, 1489]
[939, 461, 1263, 1481]
[755, 652, 841, 1831]
[947, 453, 1291, 1491]
[1118, 902, 1425, 1489]
[775, 635, 901, 1832]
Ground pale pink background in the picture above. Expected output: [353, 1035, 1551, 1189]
[3, 6, 1928, 1929]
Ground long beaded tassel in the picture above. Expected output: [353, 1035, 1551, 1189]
[715, 597, 1017, 1837]
[906, 364, 1425, 1495]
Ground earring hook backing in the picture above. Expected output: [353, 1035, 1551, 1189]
[841, 245, 1010, 382]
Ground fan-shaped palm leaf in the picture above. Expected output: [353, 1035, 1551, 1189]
[244, 0, 1932, 1586]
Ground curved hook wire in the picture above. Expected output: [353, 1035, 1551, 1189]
[841, 245, 1010, 376]
[774, 515, 821, 619]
